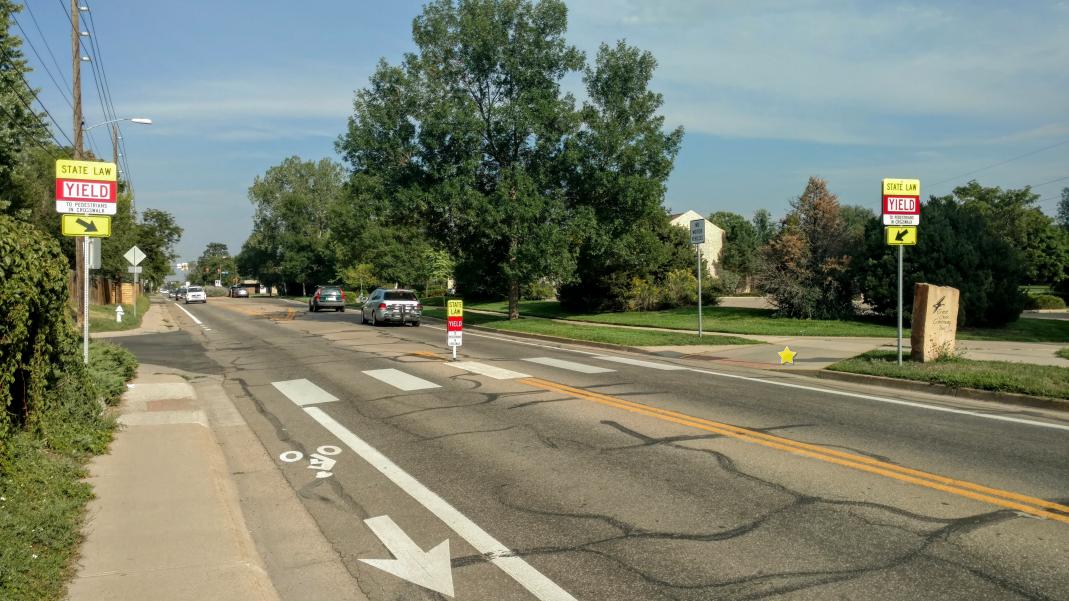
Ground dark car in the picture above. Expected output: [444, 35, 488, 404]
[361, 288, 421, 326]
[229, 285, 249, 298]
[309, 285, 345, 312]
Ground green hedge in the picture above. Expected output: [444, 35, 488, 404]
[0, 216, 86, 446]
[1024, 294, 1066, 310]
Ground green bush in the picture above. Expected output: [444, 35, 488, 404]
[521, 280, 556, 300]
[204, 286, 228, 297]
[1024, 294, 1066, 310]
[88, 342, 137, 406]
[661, 269, 698, 308]
[626, 277, 661, 311]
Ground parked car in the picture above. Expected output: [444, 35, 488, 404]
[185, 286, 206, 304]
[361, 288, 422, 326]
[229, 285, 249, 298]
[174, 287, 188, 301]
[309, 285, 345, 312]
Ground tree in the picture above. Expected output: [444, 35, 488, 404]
[709, 211, 758, 292]
[247, 157, 344, 294]
[137, 209, 183, 289]
[0, 1, 49, 210]
[757, 177, 856, 318]
[1058, 187, 1069, 230]
[752, 208, 775, 246]
[236, 232, 282, 295]
[338, 263, 376, 297]
[338, 0, 587, 318]
[557, 41, 687, 311]
[193, 242, 237, 286]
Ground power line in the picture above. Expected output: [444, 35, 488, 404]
[9, 12, 73, 109]
[0, 44, 75, 146]
[0, 98, 65, 157]
[1031, 175, 1069, 190]
[930, 137, 1069, 189]
[20, 1, 73, 106]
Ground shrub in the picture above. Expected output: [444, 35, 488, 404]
[88, 342, 137, 405]
[522, 280, 556, 300]
[1025, 294, 1066, 310]
[626, 277, 661, 311]
[661, 269, 698, 308]
[204, 286, 228, 297]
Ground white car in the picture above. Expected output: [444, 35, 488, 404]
[185, 286, 207, 304]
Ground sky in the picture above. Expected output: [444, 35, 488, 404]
[16, 0, 1069, 268]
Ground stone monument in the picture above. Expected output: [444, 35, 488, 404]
[910, 283, 960, 362]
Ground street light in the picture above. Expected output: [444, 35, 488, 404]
[84, 117, 153, 131]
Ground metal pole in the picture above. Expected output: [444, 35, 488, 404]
[83, 235, 89, 365]
[897, 244, 903, 365]
[133, 272, 138, 319]
[452, 345, 457, 361]
[697, 244, 703, 338]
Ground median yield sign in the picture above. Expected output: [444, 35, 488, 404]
[446, 300, 463, 347]
[55, 159, 118, 215]
[61, 214, 111, 237]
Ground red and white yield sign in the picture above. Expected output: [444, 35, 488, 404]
[446, 300, 463, 347]
[55, 159, 118, 215]
[881, 178, 920, 226]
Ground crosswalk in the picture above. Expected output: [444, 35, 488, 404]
[274, 354, 681, 399]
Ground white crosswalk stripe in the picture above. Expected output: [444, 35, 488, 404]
[444, 361, 530, 380]
[522, 357, 615, 374]
[363, 369, 441, 391]
[593, 355, 687, 371]
[272, 379, 339, 406]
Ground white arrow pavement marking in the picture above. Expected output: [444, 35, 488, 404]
[301, 406, 577, 601]
[360, 515, 454, 597]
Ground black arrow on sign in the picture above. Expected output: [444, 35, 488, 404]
[75, 218, 98, 233]
[895, 229, 909, 241]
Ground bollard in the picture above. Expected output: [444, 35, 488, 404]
[115, 305, 125, 323]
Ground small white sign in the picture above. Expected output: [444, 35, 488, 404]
[124, 245, 146, 266]
[447, 331, 462, 347]
[127, 266, 143, 274]
[690, 218, 705, 244]
[883, 213, 920, 226]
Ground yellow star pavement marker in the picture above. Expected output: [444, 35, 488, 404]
[778, 346, 797, 365]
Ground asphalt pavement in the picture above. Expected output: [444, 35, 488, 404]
[113, 295, 1069, 601]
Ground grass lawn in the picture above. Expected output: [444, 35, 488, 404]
[828, 350, 1069, 399]
[422, 307, 758, 347]
[1057, 348, 1069, 360]
[88, 294, 150, 332]
[459, 299, 1069, 343]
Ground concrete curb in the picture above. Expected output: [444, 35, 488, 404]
[816, 369, 1069, 412]
[423, 315, 656, 354]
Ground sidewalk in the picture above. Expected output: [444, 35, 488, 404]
[91, 297, 177, 339]
[67, 364, 365, 601]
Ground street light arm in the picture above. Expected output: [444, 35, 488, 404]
[84, 117, 153, 132]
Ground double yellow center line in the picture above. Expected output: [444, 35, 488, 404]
[519, 377, 1069, 525]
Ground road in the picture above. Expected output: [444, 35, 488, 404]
[117, 295, 1069, 600]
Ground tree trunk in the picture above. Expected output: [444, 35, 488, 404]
[508, 278, 520, 320]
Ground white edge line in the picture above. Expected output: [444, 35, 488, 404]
[173, 302, 203, 325]
[302, 406, 577, 601]
[423, 319, 1069, 432]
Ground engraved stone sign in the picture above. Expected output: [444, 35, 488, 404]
[910, 283, 960, 362]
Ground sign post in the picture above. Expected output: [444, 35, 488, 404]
[690, 219, 705, 338]
[882, 179, 921, 365]
[55, 159, 118, 363]
[124, 246, 146, 319]
[446, 299, 463, 360]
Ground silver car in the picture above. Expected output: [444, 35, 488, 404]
[361, 288, 422, 326]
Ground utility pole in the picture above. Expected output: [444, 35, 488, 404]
[71, 0, 85, 329]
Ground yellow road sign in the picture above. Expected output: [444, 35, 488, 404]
[886, 226, 917, 246]
[882, 178, 920, 197]
[447, 299, 463, 317]
[61, 214, 111, 237]
[55, 159, 118, 182]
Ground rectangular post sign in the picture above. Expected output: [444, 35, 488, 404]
[446, 300, 463, 349]
[55, 159, 119, 215]
[881, 178, 921, 226]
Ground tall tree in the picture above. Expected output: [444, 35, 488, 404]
[557, 41, 687, 311]
[137, 209, 182, 289]
[0, 1, 48, 210]
[247, 157, 344, 294]
[709, 211, 758, 292]
[338, 0, 587, 318]
[1058, 187, 1069, 230]
[757, 177, 856, 318]
[193, 242, 237, 286]
[752, 208, 775, 246]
